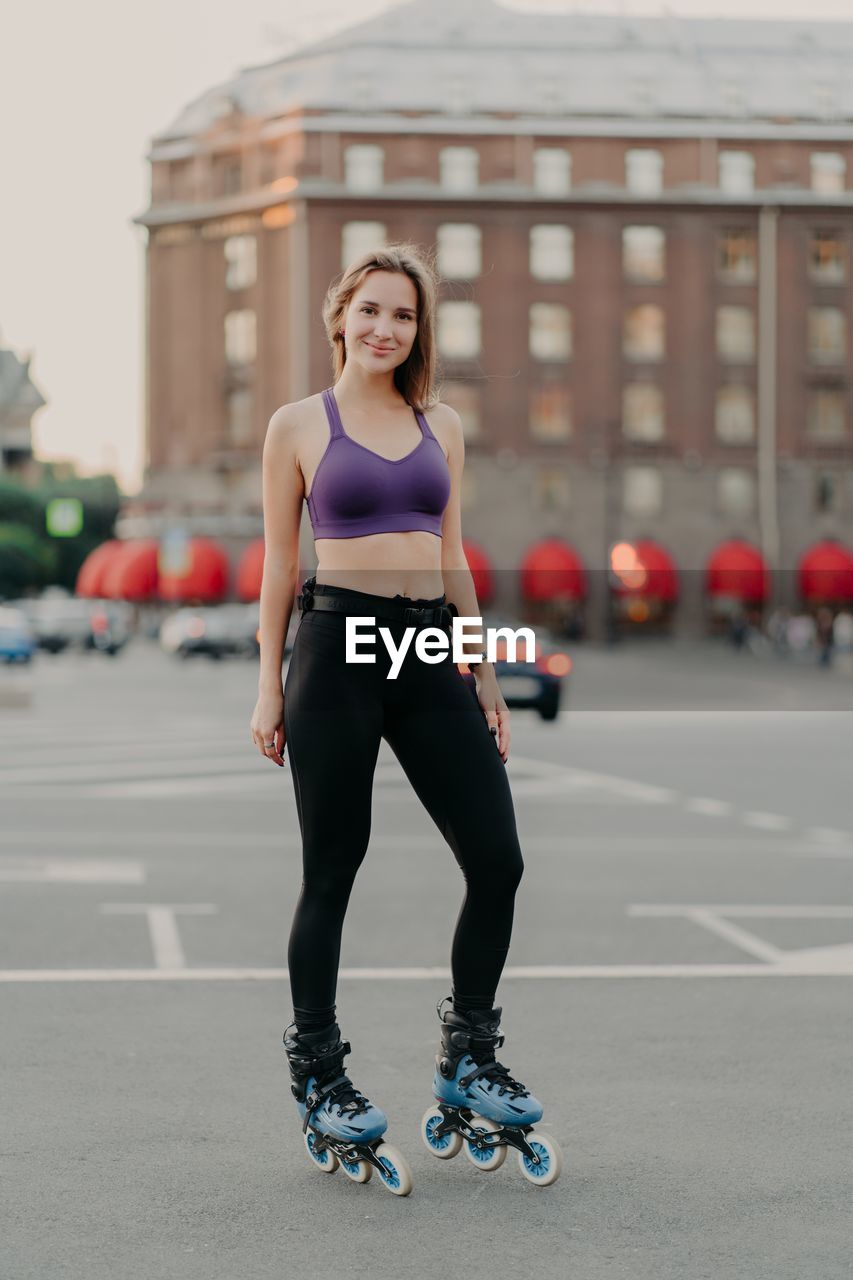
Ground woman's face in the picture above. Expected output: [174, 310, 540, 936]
[342, 270, 419, 373]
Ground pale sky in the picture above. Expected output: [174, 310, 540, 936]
[2, 0, 850, 496]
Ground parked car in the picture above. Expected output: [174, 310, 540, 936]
[11, 592, 133, 655]
[0, 606, 37, 664]
[458, 613, 571, 721]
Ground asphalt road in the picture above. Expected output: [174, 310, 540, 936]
[2, 638, 852, 1280]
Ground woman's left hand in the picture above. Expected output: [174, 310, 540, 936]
[475, 665, 510, 763]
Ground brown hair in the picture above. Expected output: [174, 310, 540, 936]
[322, 242, 440, 410]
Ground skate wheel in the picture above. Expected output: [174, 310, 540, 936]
[463, 1116, 507, 1171]
[339, 1152, 373, 1183]
[374, 1142, 413, 1197]
[517, 1131, 563, 1187]
[421, 1106, 462, 1159]
[303, 1129, 338, 1173]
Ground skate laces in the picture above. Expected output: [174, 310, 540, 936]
[464, 1057, 530, 1100]
[320, 1071, 373, 1119]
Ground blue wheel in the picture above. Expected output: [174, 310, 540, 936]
[339, 1152, 373, 1183]
[303, 1128, 339, 1173]
[374, 1142, 413, 1197]
[517, 1131, 563, 1187]
[463, 1116, 506, 1171]
[421, 1106, 462, 1159]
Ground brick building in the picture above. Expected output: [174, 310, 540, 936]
[132, 0, 853, 632]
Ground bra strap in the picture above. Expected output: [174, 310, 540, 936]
[321, 388, 345, 440]
[415, 409, 435, 440]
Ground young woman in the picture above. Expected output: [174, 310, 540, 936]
[250, 244, 562, 1193]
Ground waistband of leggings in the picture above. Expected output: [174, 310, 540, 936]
[311, 580, 446, 608]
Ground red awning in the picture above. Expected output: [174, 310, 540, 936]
[462, 539, 494, 604]
[706, 539, 769, 602]
[610, 539, 678, 601]
[101, 540, 159, 602]
[798, 540, 853, 602]
[236, 538, 265, 602]
[158, 537, 229, 603]
[520, 539, 587, 601]
[75, 540, 124, 598]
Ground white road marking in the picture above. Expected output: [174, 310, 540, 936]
[0, 859, 144, 884]
[743, 811, 794, 832]
[806, 827, 852, 846]
[1, 961, 852, 982]
[683, 797, 733, 817]
[629, 903, 853, 972]
[99, 903, 217, 969]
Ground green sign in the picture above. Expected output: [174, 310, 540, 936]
[45, 497, 84, 538]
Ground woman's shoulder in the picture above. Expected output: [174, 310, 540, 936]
[424, 401, 463, 457]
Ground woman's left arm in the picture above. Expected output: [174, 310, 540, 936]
[436, 404, 510, 764]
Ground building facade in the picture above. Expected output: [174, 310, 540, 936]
[133, 0, 853, 631]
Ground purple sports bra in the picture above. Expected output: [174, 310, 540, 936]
[306, 387, 451, 539]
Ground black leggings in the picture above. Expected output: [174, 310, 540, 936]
[283, 583, 525, 1018]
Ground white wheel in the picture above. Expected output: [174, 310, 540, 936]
[303, 1128, 339, 1173]
[463, 1116, 507, 1171]
[517, 1131, 563, 1187]
[339, 1152, 373, 1183]
[421, 1106, 463, 1159]
[374, 1142, 414, 1197]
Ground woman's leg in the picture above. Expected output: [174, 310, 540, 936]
[383, 647, 524, 1009]
[283, 613, 384, 1023]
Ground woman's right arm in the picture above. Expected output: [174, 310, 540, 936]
[250, 404, 305, 763]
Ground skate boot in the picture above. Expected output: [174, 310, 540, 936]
[420, 997, 563, 1186]
[283, 1022, 413, 1196]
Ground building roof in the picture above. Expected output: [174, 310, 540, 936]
[0, 348, 46, 414]
[156, 0, 853, 145]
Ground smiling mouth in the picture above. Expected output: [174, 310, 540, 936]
[365, 343, 394, 353]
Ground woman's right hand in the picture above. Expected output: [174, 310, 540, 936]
[251, 689, 286, 766]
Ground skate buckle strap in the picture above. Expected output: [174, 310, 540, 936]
[459, 1060, 530, 1099]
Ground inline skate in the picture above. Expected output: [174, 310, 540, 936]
[420, 997, 563, 1187]
[284, 1022, 413, 1196]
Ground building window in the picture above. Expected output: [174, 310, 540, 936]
[718, 468, 755, 516]
[808, 308, 847, 364]
[815, 471, 841, 513]
[344, 145, 383, 190]
[436, 224, 481, 279]
[224, 235, 257, 291]
[439, 147, 479, 192]
[718, 229, 757, 283]
[529, 304, 572, 360]
[810, 230, 847, 285]
[535, 467, 571, 511]
[623, 305, 665, 361]
[623, 226, 665, 282]
[218, 157, 242, 197]
[226, 388, 253, 446]
[530, 225, 573, 280]
[622, 383, 664, 442]
[440, 381, 482, 440]
[811, 152, 846, 196]
[719, 151, 755, 195]
[623, 466, 663, 516]
[341, 221, 386, 268]
[625, 149, 663, 195]
[715, 385, 756, 444]
[225, 310, 256, 365]
[533, 148, 571, 194]
[716, 306, 755, 363]
[529, 385, 572, 441]
[807, 390, 846, 441]
[437, 301, 481, 359]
